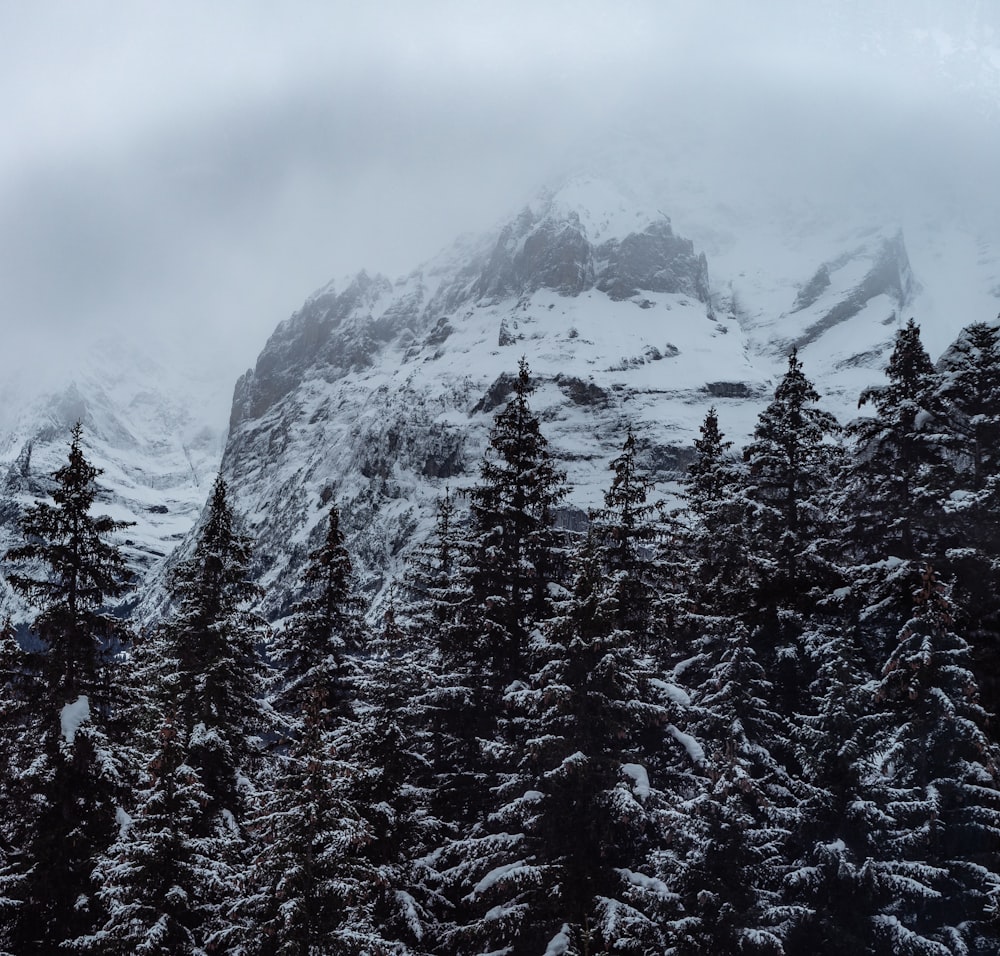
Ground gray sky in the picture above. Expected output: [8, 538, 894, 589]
[2, 1, 999, 402]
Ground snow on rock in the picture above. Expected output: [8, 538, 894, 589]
[60, 695, 90, 745]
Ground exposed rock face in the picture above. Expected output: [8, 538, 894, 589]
[595, 222, 710, 302]
[117, 176, 1000, 623]
[790, 232, 917, 351]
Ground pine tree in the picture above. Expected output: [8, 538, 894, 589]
[5, 421, 132, 707]
[426, 359, 571, 940]
[115, 474, 271, 952]
[463, 357, 569, 685]
[162, 475, 269, 820]
[589, 426, 667, 652]
[448, 535, 682, 955]
[268, 503, 363, 723]
[938, 320, 1000, 491]
[0, 423, 133, 954]
[935, 321, 1000, 736]
[783, 614, 885, 955]
[79, 712, 236, 955]
[666, 619, 801, 954]
[741, 349, 842, 719]
[244, 502, 426, 955]
[865, 567, 1000, 954]
[244, 683, 374, 955]
[680, 407, 749, 627]
[742, 348, 841, 608]
[846, 319, 950, 565]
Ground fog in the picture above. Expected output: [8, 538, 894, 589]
[1, 1, 998, 406]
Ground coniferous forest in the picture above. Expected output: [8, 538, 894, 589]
[3, 317, 1000, 956]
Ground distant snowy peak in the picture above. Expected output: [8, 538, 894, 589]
[0, 335, 227, 625]
[531, 176, 659, 244]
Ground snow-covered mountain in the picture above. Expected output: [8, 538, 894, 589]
[5, 170, 998, 625]
[196, 174, 999, 618]
[0, 334, 227, 624]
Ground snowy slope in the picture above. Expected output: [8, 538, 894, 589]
[173, 173, 999, 620]
[0, 332, 227, 625]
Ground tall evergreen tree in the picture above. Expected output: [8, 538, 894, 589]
[742, 348, 841, 609]
[268, 503, 363, 722]
[90, 475, 269, 953]
[163, 475, 269, 819]
[1, 423, 133, 954]
[846, 319, 950, 565]
[665, 619, 801, 955]
[449, 535, 681, 955]
[463, 357, 569, 685]
[680, 406, 748, 626]
[865, 567, 1000, 954]
[5, 421, 132, 707]
[589, 426, 667, 651]
[938, 320, 1000, 491]
[935, 321, 1000, 734]
[741, 349, 842, 718]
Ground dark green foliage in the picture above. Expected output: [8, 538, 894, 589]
[160, 475, 268, 818]
[269, 503, 363, 722]
[865, 567, 1000, 954]
[667, 621, 800, 954]
[590, 426, 669, 651]
[450, 537, 678, 955]
[742, 348, 842, 606]
[680, 406, 749, 626]
[463, 357, 569, 685]
[847, 319, 951, 564]
[0, 424, 134, 954]
[80, 713, 235, 955]
[5, 422, 132, 708]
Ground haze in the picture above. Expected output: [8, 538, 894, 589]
[1, 0, 998, 413]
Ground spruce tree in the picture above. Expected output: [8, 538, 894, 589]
[1, 423, 133, 954]
[93, 475, 269, 953]
[935, 321, 1000, 735]
[589, 426, 667, 652]
[79, 711, 232, 955]
[783, 615, 885, 955]
[742, 348, 841, 609]
[680, 407, 749, 630]
[163, 475, 269, 820]
[741, 349, 842, 719]
[865, 567, 1000, 954]
[666, 620, 801, 954]
[846, 318, 950, 565]
[463, 357, 569, 685]
[268, 503, 363, 722]
[449, 535, 681, 955]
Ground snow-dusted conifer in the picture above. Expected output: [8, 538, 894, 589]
[865, 567, 1000, 954]
[666, 621, 800, 954]
[448, 534, 682, 955]
[463, 357, 569, 685]
[162, 475, 268, 818]
[741, 349, 842, 717]
[79, 711, 235, 955]
[589, 426, 668, 652]
[268, 502, 362, 722]
[680, 406, 748, 625]
[139, 475, 269, 951]
[1, 424, 133, 953]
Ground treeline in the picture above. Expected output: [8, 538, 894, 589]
[1, 318, 1000, 955]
